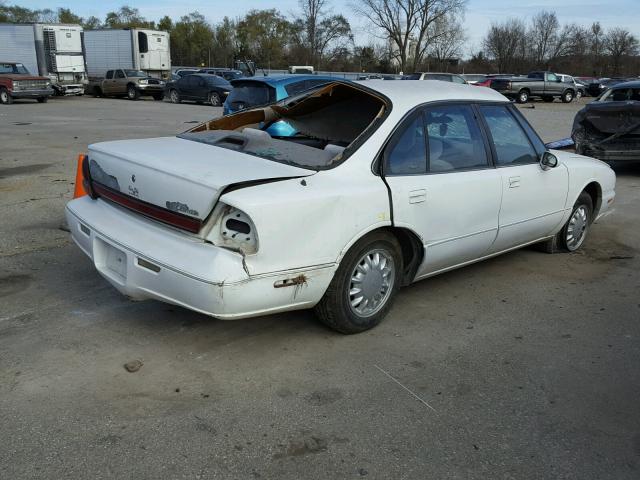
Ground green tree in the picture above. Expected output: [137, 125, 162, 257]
[158, 15, 173, 32]
[57, 8, 83, 24]
[170, 12, 214, 67]
[104, 6, 154, 29]
[236, 9, 292, 69]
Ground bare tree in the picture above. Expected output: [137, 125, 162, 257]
[428, 14, 466, 71]
[483, 18, 527, 73]
[529, 10, 558, 65]
[605, 27, 639, 75]
[351, 0, 466, 73]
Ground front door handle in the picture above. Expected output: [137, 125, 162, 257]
[508, 176, 521, 188]
[409, 189, 427, 204]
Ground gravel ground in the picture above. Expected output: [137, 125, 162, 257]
[1, 95, 639, 480]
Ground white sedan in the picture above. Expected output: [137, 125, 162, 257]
[65, 80, 616, 333]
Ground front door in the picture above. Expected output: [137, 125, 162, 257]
[384, 104, 503, 278]
[477, 104, 569, 252]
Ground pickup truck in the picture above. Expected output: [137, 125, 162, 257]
[0, 61, 54, 104]
[86, 68, 165, 100]
[489, 71, 577, 104]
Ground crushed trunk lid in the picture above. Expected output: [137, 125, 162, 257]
[87, 136, 313, 223]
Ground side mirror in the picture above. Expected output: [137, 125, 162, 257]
[540, 151, 558, 170]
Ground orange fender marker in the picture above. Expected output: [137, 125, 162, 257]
[73, 154, 87, 198]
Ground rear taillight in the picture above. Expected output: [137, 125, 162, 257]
[73, 153, 97, 199]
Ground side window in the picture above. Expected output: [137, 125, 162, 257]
[424, 105, 489, 172]
[115, 70, 125, 79]
[510, 106, 546, 155]
[106, 70, 113, 79]
[386, 115, 427, 175]
[452, 75, 466, 84]
[546, 73, 558, 82]
[479, 105, 538, 166]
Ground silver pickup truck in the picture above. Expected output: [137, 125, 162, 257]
[490, 71, 577, 104]
[87, 68, 165, 100]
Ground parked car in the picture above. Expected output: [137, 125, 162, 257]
[165, 73, 232, 106]
[490, 71, 577, 103]
[473, 74, 514, 88]
[403, 72, 467, 84]
[0, 61, 54, 104]
[462, 74, 488, 85]
[174, 68, 199, 78]
[87, 69, 165, 100]
[223, 75, 337, 136]
[66, 80, 615, 333]
[572, 80, 640, 161]
[557, 74, 587, 98]
[198, 68, 243, 81]
[587, 78, 631, 97]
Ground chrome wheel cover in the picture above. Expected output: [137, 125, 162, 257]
[128, 86, 136, 98]
[0, 91, 7, 102]
[170, 90, 178, 103]
[210, 93, 220, 106]
[566, 205, 589, 250]
[347, 249, 395, 318]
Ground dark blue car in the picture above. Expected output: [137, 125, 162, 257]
[223, 75, 339, 136]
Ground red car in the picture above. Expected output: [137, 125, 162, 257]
[0, 61, 54, 104]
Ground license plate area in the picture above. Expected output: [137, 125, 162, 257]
[94, 238, 127, 284]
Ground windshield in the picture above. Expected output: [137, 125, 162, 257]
[227, 82, 276, 111]
[125, 70, 147, 77]
[0, 63, 30, 74]
[599, 87, 640, 102]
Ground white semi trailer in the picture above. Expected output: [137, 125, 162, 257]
[0, 23, 87, 95]
[83, 29, 171, 80]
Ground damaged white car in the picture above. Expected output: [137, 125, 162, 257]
[66, 80, 616, 333]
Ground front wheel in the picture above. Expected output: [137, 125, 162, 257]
[0, 87, 13, 104]
[315, 231, 402, 334]
[127, 85, 140, 100]
[169, 89, 180, 103]
[539, 192, 593, 253]
[561, 90, 574, 103]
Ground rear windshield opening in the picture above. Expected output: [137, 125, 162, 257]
[181, 82, 387, 170]
[226, 81, 276, 111]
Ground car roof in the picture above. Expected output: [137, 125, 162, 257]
[608, 80, 640, 88]
[357, 79, 508, 110]
[231, 75, 339, 86]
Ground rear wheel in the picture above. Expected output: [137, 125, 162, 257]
[209, 92, 221, 106]
[170, 89, 180, 103]
[516, 89, 530, 104]
[561, 90, 574, 103]
[93, 86, 103, 97]
[127, 84, 140, 100]
[0, 87, 13, 104]
[315, 231, 402, 334]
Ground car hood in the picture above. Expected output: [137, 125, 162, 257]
[87, 136, 314, 221]
[573, 101, 640, 134]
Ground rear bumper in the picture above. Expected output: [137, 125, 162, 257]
[65, 197, 334, 319]
[56, 84, 84, 95]
[11, 88, 54, 98]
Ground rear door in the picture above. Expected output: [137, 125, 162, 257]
[384, 103, 503, 277]
[478, 104, 568, 252]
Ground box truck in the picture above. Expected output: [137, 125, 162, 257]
[0, 23, 87, 95]
[83, 29, 171, 80]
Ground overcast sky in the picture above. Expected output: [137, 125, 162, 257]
[16, 0, 640, 53]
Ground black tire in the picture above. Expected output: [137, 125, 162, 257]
[152, 93, 164, 101]
[542, 95, 554, 103]
[92, 86, 103, 98]
[127, 84, 140, 100]
[539, 192, 593, 253]
[315, 231, 402, 334]
[0, 87, 13, 105]
[169, 89, 181, 104]
[209, 92, 221, 106]
[561, 90, 574, 103]
[37, 97, 48, 103]
[516, 89, 530, 104]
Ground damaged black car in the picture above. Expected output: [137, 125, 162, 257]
[572, 80, 640, 162]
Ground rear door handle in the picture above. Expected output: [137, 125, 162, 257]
[508, 176, 521, 188]
[409, 189, 427, 204]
